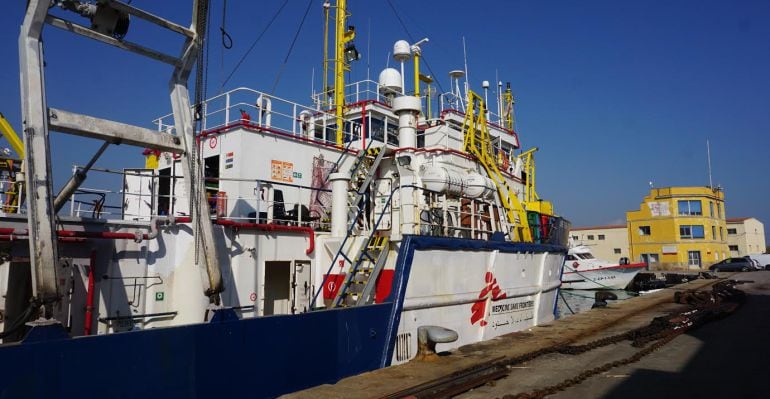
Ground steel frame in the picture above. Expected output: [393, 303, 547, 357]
[18, 0, 222, 313]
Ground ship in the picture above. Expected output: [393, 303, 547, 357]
[0, 1, 569, 397]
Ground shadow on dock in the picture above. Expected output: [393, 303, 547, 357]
[604, 290, 770, 399]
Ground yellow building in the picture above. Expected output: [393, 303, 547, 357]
[626, 186, 728, 270]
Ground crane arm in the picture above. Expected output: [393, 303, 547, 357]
[0, 113, 25, 159]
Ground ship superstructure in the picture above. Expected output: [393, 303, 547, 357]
[0, 1, 569, 397]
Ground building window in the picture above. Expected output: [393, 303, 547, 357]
[720, 227, 723, 240]
[727, 228, 737, 235]
[598, 234, 605, 240]
[717, 203, 722, 218]
[688, 250, 702, 268]
[709, 202, 714, 217]
[614, 248, 621, 254]
[729, 245, 739, 251]
[587, 235, 594, 240]
[712, 226, 716, 239]
[641, 253, 659, 264]
[680, 225, 705, 239]
[678, 200, 702, 216]
[571, 235, 579, 241]
[638, 226, 651, 235]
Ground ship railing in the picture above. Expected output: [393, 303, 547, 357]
[64, 166, 334, 230]
[414, 128, 516, 173]
[311, 79, 394, 107]
[153, 87, 367, 149]
[437, 92, 509, 128]
[201, 176, 333, 230]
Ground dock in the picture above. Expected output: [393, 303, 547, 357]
[285, 271, 770, 398]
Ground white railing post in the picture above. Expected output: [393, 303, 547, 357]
[224, 92, 231, 125]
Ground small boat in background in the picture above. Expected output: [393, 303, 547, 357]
[561, 245, 647, 290]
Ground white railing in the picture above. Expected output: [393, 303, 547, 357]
[63, 166, 333, 230]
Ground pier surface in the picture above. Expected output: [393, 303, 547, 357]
[285, 271, 770, 398]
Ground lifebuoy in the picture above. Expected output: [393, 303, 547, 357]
[572, 261, 579, 268]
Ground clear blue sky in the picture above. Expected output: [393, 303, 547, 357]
[1, 1, 769, 241]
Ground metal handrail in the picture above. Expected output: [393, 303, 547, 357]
[310, 185, 398, 309]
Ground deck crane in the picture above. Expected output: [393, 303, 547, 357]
[0, 113, 24, 213]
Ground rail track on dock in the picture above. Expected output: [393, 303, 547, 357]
[379, 279, 747, 399]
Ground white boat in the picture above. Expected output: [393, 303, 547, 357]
[561, 246, 647, 290]
[0, 1, 570, 397]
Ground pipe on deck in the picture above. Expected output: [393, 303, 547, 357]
[0, 217, 314, 255]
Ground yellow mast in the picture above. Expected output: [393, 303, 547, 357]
[333, 0, 355, 145]
[503, 82, 514, 131]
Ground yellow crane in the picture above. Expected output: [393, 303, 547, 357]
[0, 112, 24, 213]
[0, 112, 25, 159]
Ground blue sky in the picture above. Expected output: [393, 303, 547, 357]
[1, 1, 769, 240]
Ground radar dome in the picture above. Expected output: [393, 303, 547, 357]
[378, 68, 402, 95]
[393, 40, 411, 61]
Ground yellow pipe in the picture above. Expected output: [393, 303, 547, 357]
[333, 0, 352, 145]
[414, 52, 420, 97]
[0, 113, 24, 159]
[503, 85, 513, 131]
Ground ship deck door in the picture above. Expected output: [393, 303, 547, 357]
[291, 261, 311, 314]
[263, 261, 290, 315]
[263, 260, 312, 315]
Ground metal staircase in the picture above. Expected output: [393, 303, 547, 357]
[345, 145, 386, 231]
[331, 234, 390, 307]
[462, 90, 532, 242]
[311, 142, 394, 309]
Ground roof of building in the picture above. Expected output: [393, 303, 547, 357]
[726, 217, 751, 223]
[570, 224, 627, 231]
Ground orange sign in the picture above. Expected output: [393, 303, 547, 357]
[271, 160, 294, 182]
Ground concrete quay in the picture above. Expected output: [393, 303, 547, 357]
[285, 271, 770, 398]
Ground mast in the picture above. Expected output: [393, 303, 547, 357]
[333, 0, 356, 145]
[322, 2, 330, 107]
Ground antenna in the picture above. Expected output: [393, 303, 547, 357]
[462, 36, 469, 100]
[707, 139, 713, 189]
[366, 17, 371, 82]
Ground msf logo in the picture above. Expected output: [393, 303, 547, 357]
[470, 272, 507, 326]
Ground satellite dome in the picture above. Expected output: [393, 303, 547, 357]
[393, 40, 411, 61]
[378, 68, 402, 95]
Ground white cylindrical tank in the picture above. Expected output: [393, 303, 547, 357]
[378, 68, 402, 96]
[419, 165, 463, 196]
[329, 172, 350, 238]
[392, 96, 422, 148]
[463, 172, 496, 199]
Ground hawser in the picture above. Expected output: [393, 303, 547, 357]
[0, 1, 569, 397]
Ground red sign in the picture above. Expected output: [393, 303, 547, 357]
[322, 274, 346, 299]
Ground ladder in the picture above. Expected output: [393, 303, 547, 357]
[331, 234, 390, 307]
[462, 90, 532, 242]
[310, 142, 393, 309]
[345, 145, 386, 231]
